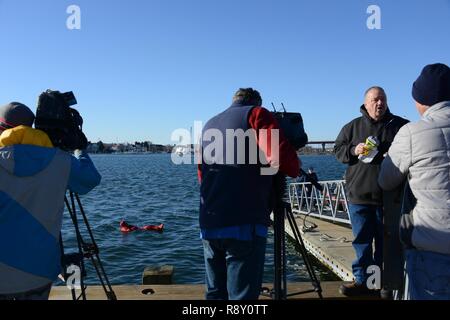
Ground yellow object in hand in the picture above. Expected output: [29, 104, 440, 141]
[362, 136, 378, 156]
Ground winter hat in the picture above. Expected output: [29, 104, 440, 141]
[412, 63, 450, 106]
[0, 102, 35, 132]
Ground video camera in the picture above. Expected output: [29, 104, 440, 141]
[271, 103, 308, 150]
[35, 90, 88, 151]
[267, 104, 323, 300]
[271, 104, 322, 190]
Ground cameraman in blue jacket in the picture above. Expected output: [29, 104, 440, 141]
[0, 102, 101, 300]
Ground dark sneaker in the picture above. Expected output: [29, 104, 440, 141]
[380, 288, 393, 300]
[339, 281, 373, 297]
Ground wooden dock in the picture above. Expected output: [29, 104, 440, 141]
[50, 282, 352, 300]
[285, 214, 355, 281]
[48, 214, 359, 300]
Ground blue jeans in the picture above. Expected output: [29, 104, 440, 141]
[405, 249, 450, 300]
[348, 204, 383, 285]
[202, 236, 267, 300]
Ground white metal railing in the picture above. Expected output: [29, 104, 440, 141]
[288, 180, 351, 225]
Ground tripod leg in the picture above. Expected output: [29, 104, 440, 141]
[59, 233, 78, 301]
[282, 208, 288, 298]
[74, 193, 117, 300]
[273, 207, 284, 300]
[286, 206, 323, 299]
[272, 205, 291, 300]
[272, 173, 322, 299]
[65, 195, 87, 300]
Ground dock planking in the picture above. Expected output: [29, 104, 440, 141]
[284, 215, 355, 281]
[50, 282, 351, 300]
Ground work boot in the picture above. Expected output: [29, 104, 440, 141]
[339, 281, 373, 297]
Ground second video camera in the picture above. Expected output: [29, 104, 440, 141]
[271, 109, 308, 150]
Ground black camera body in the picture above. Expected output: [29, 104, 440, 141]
[271, 111, 308, 150]
[35, 90, 88, 151]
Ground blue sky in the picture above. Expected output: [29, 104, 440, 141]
[0, 0, 449, 144]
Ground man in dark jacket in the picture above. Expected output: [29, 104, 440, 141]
[334, 86, 408, 296]
[198, 88, 300, 300]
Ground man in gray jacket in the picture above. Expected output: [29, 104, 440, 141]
[379, 63, 450, 300]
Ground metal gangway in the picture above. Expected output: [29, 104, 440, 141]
[288, 179, 351, 225]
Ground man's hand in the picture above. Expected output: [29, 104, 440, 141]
[355, 143, 367, 156]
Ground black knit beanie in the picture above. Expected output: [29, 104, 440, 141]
[412, 63, 450, 106]
[0, 102, 35, 132]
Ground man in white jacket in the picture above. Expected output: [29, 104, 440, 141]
[378, 63, 450, 300]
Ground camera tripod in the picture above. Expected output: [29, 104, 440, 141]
[60, 191, 117, 300]
[263, 174, 323, 300]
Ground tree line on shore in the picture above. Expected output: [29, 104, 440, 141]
[86, 141, 174, 154]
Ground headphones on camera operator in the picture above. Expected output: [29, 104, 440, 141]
[35, 90, 88, 151]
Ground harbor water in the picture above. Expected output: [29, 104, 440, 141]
[60, 154, 347, 285]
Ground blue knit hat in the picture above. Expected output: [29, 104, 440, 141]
[412, 63, 450, 106]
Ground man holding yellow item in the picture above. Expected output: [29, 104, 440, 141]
[334, 87, 408, 297]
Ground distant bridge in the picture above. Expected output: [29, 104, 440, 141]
[306, 141, 335, 152]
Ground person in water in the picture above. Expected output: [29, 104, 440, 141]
[0, 102, 101, 300]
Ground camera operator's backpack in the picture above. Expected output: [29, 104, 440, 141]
[35, 90, 88, 151]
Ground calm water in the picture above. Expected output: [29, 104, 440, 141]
[60, 154, 346, 285]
